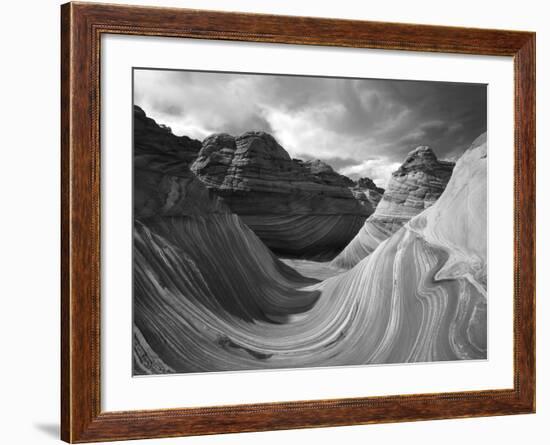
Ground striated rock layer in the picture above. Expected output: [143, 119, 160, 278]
[133, 105, 383, 259]
[332, 145, 454, 269]
[191, 132, 383, 258]
[133, 108, 487, 374]
[133, 107, 323, 373]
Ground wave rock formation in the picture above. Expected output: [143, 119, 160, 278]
[191, 132, 383, 258]
[331, 145, 454, 269]
[133, 106, 487, 374]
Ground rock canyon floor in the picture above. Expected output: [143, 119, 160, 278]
[132, 71, 487, 375]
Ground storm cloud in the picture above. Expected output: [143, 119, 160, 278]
[134, 68, 486, 186]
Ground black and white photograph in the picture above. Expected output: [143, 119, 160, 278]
[132, 68, 488, 375]
[1, 0, 546, 443]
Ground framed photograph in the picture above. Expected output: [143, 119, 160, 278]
[61, 2, 535, 442]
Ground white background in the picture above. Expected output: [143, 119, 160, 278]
[0, 0, 546, 444]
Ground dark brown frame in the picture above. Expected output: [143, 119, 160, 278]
[61, 1, 536, 442]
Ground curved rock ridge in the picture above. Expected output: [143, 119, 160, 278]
[133, 105, 227, 218]
[133, 106, 326, 373]
[134, 132, 487, 373]
[191, 132, 382, 258]
[133, 105, 383, 258]
[332, 145, 455, 268]
[134, 105, 202, 170]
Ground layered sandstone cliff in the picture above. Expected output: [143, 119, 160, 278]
[191, 131, 383, 258]
[134, 126, 487, 373]
[133, 107, 323, 374]
[134, 106, 383, 258]
[331, 145, 454, 269]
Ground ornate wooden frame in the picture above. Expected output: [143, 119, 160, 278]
[61, 2, 536, 442]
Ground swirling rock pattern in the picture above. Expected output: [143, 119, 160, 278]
[332, 145, 454, 269]
[133, 113, 487, 373]
[133, 107, 323, 373]
[191, 132, 383, 258]
[133, 105, 383, 259]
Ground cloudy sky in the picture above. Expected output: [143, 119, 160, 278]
[134, 68, 486, 187]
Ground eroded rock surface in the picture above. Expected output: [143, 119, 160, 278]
[332, 145, 454, 268]
[134, 119, 487, 373]
[133, 106, 225, 218]
[134, 106, 383, 258]
[133, 107, 322, 374]
[191, 131, 382, 258]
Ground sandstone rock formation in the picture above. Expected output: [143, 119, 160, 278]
[331, 145, 454, 269]
[134, 105, 383, 259]
[133, 107, 322, 374]
[350, 177, 385, 210]
[134, 130, 487, 373]
[133, 105, 224, 218]
[191, 131, 382, 258]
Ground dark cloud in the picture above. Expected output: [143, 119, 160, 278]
[134, 69, 486, 186]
